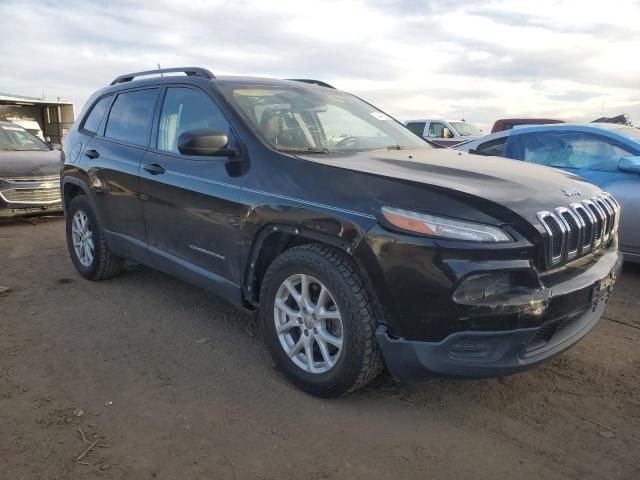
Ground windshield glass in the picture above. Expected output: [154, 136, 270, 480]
[0, 124, 50, 151]
[450, 121, 482, 137]
[219, 85, 431, 153]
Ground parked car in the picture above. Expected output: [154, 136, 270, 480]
[6, 118, 45, 140]
[404, 119, 482, 146]
[456, 123, 640, 263]
[0, 121, 62, 218]
[62, 67, 621, 396]
[491, 118, 564, 133]
[592, 113, 632, 127]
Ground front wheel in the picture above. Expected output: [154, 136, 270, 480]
[65, 195, 123, 280]
[260, 244, 383, 397]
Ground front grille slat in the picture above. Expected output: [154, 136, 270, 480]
[572, 204, 594, 253]
[1, 187, 61, 204]
[3, 175, 60, 183]
[537, 193, 619, 269]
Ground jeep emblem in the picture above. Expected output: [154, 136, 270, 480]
[562, 187, 581, 196]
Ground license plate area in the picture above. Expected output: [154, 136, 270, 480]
[591, 272, 616, 311]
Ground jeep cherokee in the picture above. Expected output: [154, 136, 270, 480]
[61, 67, 622, 397]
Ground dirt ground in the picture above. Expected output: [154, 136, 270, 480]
[1, 216, 639, 480]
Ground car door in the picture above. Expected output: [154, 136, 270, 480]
[139, 85, 246, 298]
[426, 121, 457, 147]
[81, 88, 159, 260]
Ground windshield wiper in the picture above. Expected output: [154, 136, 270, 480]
[279, 147, 330, 154]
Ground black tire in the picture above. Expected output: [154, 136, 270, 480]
[260, 243, 384, 397]
[65, 195, 123, 280]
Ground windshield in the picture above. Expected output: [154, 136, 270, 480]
[0, 124, 50, 151]
[450, 121, 482, 137]
[219, 85, 431, 153]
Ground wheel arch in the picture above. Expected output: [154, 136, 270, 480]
[61, 176, 101, 221]
[243, 218, 383, 312]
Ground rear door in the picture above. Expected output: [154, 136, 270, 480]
[139, 85, 246, 299]
[82, 88, 159, 259]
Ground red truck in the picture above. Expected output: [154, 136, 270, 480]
[491, 118, 564, 133]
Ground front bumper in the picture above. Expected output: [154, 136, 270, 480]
[375, 248, 623, 382]
[0, 204, 63, 217]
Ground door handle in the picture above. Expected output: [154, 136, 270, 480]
[85, 149, 100, 159]
[143, 163, 166, 175]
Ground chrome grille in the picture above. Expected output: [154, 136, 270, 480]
[0, 175, 61, 205]
[4, 175, 60, 183]
[1, 187, 61, 204]
[537, 193, 620, 268]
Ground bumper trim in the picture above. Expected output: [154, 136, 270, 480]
[376, 300, 607, 383]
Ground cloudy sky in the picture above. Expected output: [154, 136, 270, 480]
[2, 0, 639, 130]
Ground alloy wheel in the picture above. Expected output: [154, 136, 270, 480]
[71, 210, 95, 267]
[273, 274, 344, 374]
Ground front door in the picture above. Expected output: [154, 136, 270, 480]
[426, 121, 460, 147]
[139, 85, 246, 299]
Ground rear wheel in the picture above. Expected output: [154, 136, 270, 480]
[65, 195, 123, 280]
[260, 244, 383, 397]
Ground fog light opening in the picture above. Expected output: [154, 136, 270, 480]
[453, 271, 542, 307]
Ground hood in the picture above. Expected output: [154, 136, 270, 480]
[298, 147, 603, 225]
[0, 149, 62, 178]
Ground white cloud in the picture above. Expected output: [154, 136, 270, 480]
[1, 0, 638, 130]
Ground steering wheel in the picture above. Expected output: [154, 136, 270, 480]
[334, 136, 360, 149]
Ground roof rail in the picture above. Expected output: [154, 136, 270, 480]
[287, 79, 336, 89]
[110, 67, 215, 85]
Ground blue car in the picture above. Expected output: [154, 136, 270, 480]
[456, 123, 640, 263]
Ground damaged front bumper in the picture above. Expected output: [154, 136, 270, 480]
[376, 248, 622, 382]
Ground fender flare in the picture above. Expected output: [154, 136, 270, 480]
[61, 176, 102, 223]
[243, 222, 364, 305]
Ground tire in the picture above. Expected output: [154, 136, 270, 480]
[65, 195, 123, 280]
[260, 243, 383, 397]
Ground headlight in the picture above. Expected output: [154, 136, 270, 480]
[381, 206, 511, 242]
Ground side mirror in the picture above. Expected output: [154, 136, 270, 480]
[177, 128, 237, 157]
[619, 156, 640, 174]
[442, 127, 453, 139]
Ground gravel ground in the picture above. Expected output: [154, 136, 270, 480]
[1, 216, 639, 480]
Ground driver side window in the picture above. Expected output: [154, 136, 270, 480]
[157, 87, 232, 154]
[428, 122, 446, 138]
[521, 131, 633, 171]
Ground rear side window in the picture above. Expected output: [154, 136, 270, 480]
[406, 122, 425, 136]
[82, 96, 112, 134]
[105, 89, 158, 146]
[474, 137, 507, 156]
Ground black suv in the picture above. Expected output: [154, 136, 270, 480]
[61, 67, 622, 396]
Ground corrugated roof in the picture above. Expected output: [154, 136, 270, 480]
[0, 92, 73, 105]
